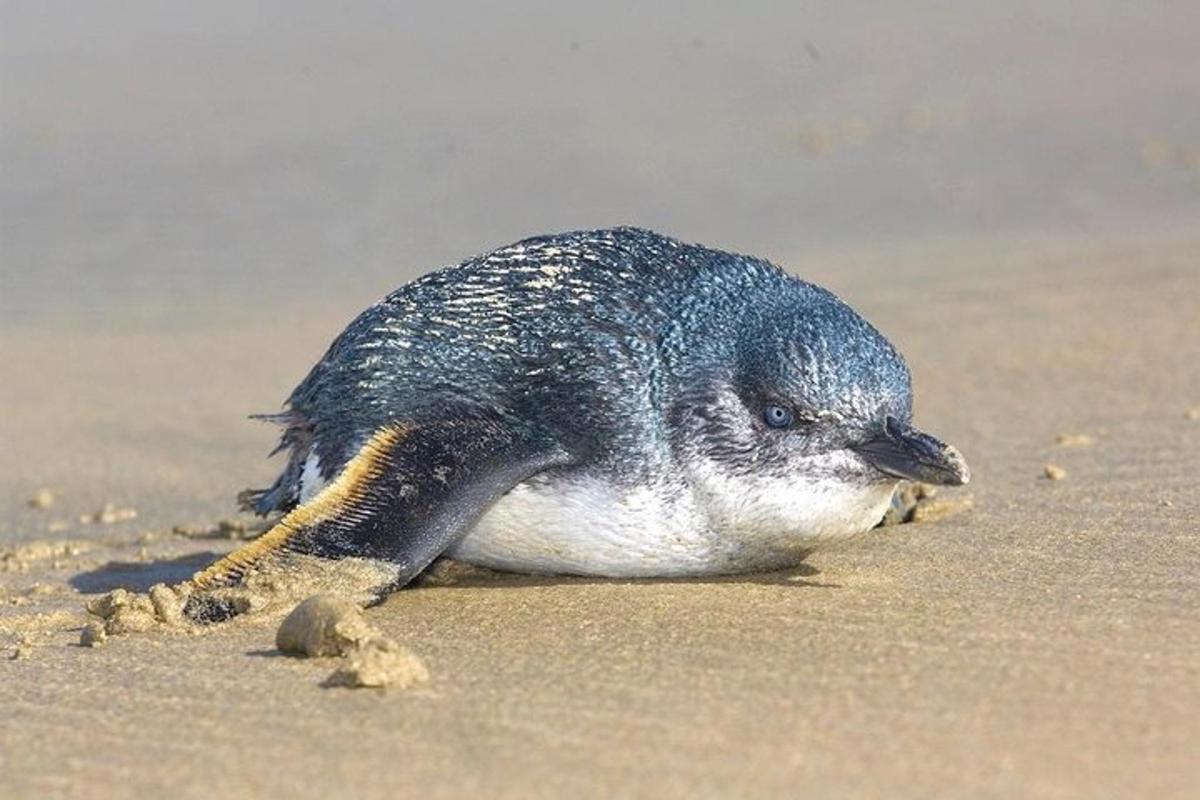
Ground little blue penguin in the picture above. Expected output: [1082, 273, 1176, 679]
[188, 227, 968, 617]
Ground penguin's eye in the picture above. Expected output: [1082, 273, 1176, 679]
[763, 405, 794, 429]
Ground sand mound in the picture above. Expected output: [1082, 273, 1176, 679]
[84, 583, 192, 639]
[327, 638, 429, 690]
[275, 593, 430, 690]
[275, 594, 377, 657]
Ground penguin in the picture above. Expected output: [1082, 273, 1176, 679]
[188, 227, 968, 619]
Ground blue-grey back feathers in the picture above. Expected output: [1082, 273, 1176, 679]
[245, 227, 912, 515]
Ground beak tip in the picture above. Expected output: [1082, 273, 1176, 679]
[855, 423, 971, 487]
[943, 444, 971, 486]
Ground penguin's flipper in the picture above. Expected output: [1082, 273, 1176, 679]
[184, 411, 570, 622]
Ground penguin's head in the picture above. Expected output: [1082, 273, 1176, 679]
[674, 278, 968, 548]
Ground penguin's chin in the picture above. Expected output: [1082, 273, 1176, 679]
[688, 450, 899, 553]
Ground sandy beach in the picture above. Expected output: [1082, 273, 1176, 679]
[3, 2, 1199, 798]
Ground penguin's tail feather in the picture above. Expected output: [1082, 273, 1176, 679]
[238, 409, 313, 516]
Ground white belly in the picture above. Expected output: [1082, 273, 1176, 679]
[448, 476, 720, 576]
[447, 465, 897, 577]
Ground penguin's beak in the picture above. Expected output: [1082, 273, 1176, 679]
[854, 416, 970, 486]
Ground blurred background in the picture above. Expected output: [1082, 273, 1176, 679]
[2, 1, 1198, 536]
[3, 0, 1198, 326]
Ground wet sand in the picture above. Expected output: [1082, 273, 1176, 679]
[3, 2, 1200, 797]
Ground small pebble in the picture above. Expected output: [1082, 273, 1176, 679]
[1043, 464, 1068, 481]
[910, 496, 974, 523]
[9, 635, 34, 660]
[27, 488, 55, 509]
[877, 483, 944, 527]
[1054, 433, 1094, 448]
[79, 503, 138, 525]
[80, 622, 107, 648]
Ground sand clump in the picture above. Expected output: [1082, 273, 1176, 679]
[8, 634, 35, 660]
[85, 584, 192, 637]
[276, 595, 378, 657]
[327, 638, 430, 689]
[277, 594, 429, 690]
[80, 621, 108, 648]
[1043, 464, 1068, 481]
[148, 583, 188, 627]
[910, 495, 976, 523]
[1054, 432, 1095, 447]
[79, 503, 138, 525]
[878, 483, 973, 527]
[71, 555, 197, 646]
[1, 539, 93, 573]
[78, 585, 429, 690]
[87, 589, 159, 634]
[184, 551, 411, 624]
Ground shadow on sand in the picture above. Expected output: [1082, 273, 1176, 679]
[68, 551, 224, 594]
[68, 550, 840, 598]
[408, 559, 841, 592]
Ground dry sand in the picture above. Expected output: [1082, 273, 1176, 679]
[3, 2, 1200, 798]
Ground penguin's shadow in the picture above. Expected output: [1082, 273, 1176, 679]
[67, 553, 839, 597]
[68, 551, 223, 594]
[412, 560, 841, 592]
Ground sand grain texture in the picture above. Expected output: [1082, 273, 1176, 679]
[3, 231, 1197, 799]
